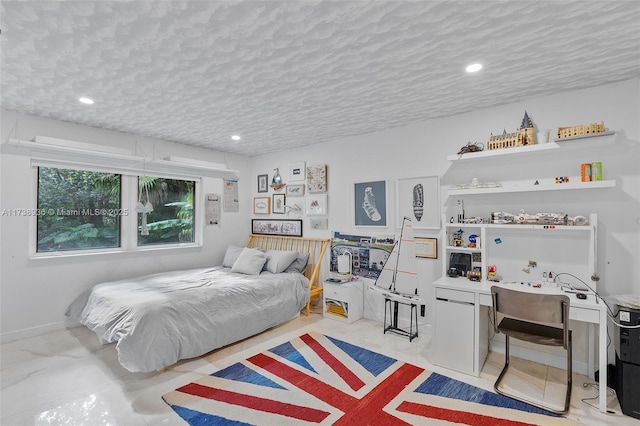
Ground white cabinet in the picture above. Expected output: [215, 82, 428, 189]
[323, 280, 363, 324]
[433, 288, 476, 374]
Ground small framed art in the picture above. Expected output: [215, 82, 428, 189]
[257, 174, 268, 193]
[253, 197, 270, 214]
[306, 164, 327, 193]
[305, 194, 327, 215]
[286, 184, 305, 197]
[272, 194, 286, 214]
[415, 237, 438, 259]
[289, 162, 306, 182]
[309, 218, 328, 229]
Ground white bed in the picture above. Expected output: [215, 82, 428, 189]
[66, 234, 329, 372]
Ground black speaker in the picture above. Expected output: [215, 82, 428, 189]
[616, 355, 640, 419]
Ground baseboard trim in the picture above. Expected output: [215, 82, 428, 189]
[0, 319, 78, 344]
[489, 340, 590, 376]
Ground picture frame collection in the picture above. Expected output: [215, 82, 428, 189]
[253, 163, 329, 234]
[253, 165, 440, 252]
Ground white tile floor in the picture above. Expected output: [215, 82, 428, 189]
[1, 306, 637, 425]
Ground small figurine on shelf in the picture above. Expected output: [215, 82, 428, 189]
[452, 229, 464, 247]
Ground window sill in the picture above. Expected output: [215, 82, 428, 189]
[29, 243, 203, 261]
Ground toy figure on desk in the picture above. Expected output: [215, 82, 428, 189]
[487, 265, 501, 282]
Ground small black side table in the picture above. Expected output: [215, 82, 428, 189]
[383, 297, 418, 341]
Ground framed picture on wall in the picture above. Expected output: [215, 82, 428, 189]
[309, 218, 328, 229]
[396, 176, 440, 229]
[257, 174, 268, 193]
[252, 219, 303, 237]
[272, 194, 286, 214]
[354, 180, 387, 227]
[415, 237, 438, 259]
[289, 162, 306, 182]
[286, 184, 305, 197]
[253, 197, 270, 214]
[306, 164, 327, 193]
[305, 194, 327, 215]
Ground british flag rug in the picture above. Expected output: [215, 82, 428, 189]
[162, 331, 580, 425]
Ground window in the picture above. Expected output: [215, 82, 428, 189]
[35, 166, 200, 256]
[37, 167, 122, 252]
[137, 176, 195, 246]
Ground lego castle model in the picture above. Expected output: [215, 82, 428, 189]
[487, 111, 536, 150]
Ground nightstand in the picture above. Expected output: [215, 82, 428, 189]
[322, 280, 363, 323]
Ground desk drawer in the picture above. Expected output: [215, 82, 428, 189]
[479, 293, 493, 306]
[436, 287, 475, 304]
[325, 284, 349, 301]
[570, 306, 600, 323]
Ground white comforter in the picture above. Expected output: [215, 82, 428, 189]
[66, 266, 310, 372]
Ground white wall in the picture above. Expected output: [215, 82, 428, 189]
[0, 110, 252, 341]
[249, 78, 640, 361]
[2, 78, 638, 347]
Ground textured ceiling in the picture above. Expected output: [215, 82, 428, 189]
[1, 1, 639, 157]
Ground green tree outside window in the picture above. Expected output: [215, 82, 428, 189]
[37, 168, 121, 252]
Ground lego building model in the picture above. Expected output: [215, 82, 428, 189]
[487, 111, 536, 150]
[556, 121, 606, 139]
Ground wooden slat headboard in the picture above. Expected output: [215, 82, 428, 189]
[245, 234, 330, 315]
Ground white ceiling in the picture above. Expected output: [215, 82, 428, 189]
[1, 1, 639, 157]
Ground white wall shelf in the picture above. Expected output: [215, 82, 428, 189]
[443, 245, 481, 253]
[447, 179, 615, 196]
[447, 142, 558, 162]
[448, 131, 616, 162]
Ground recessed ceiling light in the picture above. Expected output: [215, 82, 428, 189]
[78, 97, 94, 105]
[466, 63, 483, 73]
[231, 135, 241, 141]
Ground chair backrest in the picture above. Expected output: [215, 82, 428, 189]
[491, 286, 569, 325]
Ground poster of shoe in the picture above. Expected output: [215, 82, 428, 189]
[354, 180, 387, 227]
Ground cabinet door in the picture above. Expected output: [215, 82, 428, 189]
[433, 297, 475, 374]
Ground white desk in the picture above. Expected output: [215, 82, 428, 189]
[433, 277, 608, 413]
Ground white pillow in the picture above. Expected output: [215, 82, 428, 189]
[230, 248, 267, 275]
[222, 245, 243, 267]
[264, 250, 300, 274]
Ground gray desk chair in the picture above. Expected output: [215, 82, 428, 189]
[491, 286, 572, 414]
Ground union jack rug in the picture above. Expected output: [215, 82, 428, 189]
[163, 331, 578, 425]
